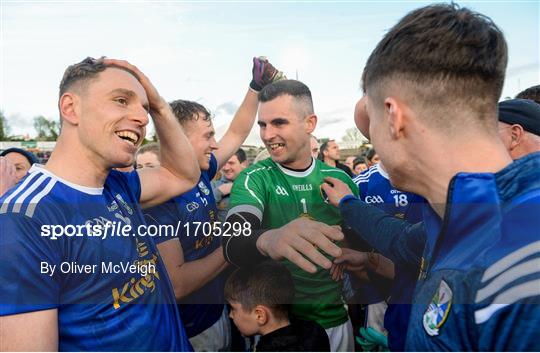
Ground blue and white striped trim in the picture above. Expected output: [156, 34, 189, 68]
[0, 170, 57, 218]
[474, 241, 540, 324]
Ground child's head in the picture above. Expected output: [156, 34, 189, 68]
[225, 261, 295, 336]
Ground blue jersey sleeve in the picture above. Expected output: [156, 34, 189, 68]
[143, 199, 180, 245]
[0, 213, 62, 315]
[208, 154, 218, 180]
[339, 197, 425, 269]
[123, 170, 142, 201]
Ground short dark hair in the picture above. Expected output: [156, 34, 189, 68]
[224, 261, 295, 319]
[353, 156, 367, 169]
[366, 148, 377, 161]
[318, 139, 335, 160]
[516, 85, 540, 104]
[59, 56, 138, 98]
[234, 148, 247, 164]
[362, 4, 507, 129]
[169, 99, 212, 128]
[258, 80, 314, 118]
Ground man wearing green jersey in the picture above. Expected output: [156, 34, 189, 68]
[223, 80, 357, 351]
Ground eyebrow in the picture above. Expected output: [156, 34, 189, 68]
[109, 88, 150, 113]
[257, 117, 289, 126]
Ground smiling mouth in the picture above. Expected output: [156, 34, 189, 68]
[115, 131, 139, 146]
[268, 143, 285, 151]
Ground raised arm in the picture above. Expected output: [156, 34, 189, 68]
[214, 57, 285, 169]
[104, 59, 200, 208]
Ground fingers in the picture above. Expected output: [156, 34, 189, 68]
[289, 235, 333, 270]
[282, 246, 317, 274]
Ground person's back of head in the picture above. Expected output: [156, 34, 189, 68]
[516, 85, 540, 104]
[362, 3, 507, 134]
[224, 261, 295, 337]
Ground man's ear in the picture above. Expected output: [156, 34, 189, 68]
[509, 124, 525, 149]
[254, 305, 269, 326]
[384, 97, 405, 139]
[305, 114, 317, 134]
[58, 92, 80, 126]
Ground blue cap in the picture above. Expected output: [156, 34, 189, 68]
[0, 147, 39, 165]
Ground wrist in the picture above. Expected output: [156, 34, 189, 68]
[256, 231, 270, 256]
[338, 194, 356, 208]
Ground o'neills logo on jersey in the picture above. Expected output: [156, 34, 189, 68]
[275, 186, 289, 196]
[365, 195, 384, 204]
[292, 184, 313, 192]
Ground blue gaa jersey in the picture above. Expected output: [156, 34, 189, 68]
[144, 154, 224, 338]
[354, 163, 424, 223]
[0, 165, 191, 351]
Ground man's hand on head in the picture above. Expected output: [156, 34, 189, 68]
[255, 217, 344, 273]
[321, 177, 354, 207]
[103, 58, 169, 116]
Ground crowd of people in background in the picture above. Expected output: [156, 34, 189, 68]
[1, 3, 539, 352]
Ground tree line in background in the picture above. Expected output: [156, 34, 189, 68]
[0, 111, 60, 141]
[0, 111, 367, 148]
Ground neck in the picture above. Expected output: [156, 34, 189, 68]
[280, 153, 313, 170]
[260, 317, 290, 336]
[401, 133, 512, 218]
[45, 135, 110, 188]
[323, 157, 336, 167]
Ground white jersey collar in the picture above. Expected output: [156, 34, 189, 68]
[276, 158, 316, 178]
[376, 163, 390, 180]
[30, 164, 104, 195]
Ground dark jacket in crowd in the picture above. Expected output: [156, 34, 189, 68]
[255, 319, 330, 352]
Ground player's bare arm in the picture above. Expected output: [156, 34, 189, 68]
[157, 239, 228, 300]
[215, 57, 285, 168]
[1, 309, 58, 351]
[104, 59, 200, 208]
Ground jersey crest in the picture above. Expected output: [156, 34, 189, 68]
[423, 280, 453, 336]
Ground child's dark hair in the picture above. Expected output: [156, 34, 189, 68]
[225, 261, 295, 320]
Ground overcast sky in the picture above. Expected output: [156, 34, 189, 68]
[1, 0, 538, 145]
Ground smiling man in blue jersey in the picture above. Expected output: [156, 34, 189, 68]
[0, 57, 200, 351]
[144, 57, 285, 351]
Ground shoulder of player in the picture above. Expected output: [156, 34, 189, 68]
[472, 236, 540, 325]
[317, 160, 354, 184]
[237, 158, 275, 179]
[353, 165, 380, 183]
[0, 168, 63, 220]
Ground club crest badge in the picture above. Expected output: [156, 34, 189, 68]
[198, 181, 210, 196]
[423, 280, 453, 336]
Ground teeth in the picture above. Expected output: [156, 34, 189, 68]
[269, 143, 285, 150]
[116, 131, 138, 145]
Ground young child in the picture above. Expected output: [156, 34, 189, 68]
[225, 261, 330, 352]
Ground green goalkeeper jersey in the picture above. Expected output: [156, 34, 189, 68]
[229, 157, 359, 329]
